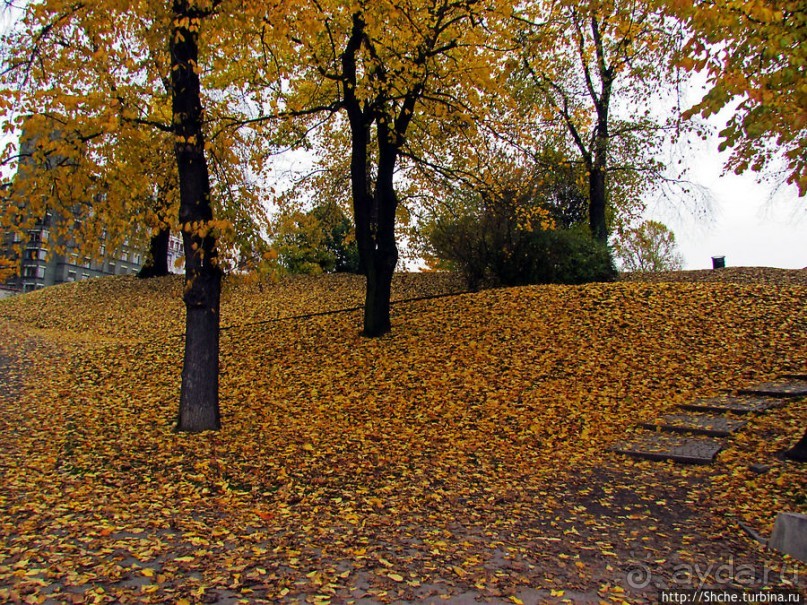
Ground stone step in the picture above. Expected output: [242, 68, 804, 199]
[611, 432, 723, 465]
[737, 378, 807, 399]
[770, 513, 807, 564]
[640, 414, 747, 437]
[679, 394, 784, 414]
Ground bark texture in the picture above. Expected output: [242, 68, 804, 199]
[172, 0, 222, 432]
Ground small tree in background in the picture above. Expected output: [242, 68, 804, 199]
[273, 202, 360, 276]
[613, 220, 684, 273]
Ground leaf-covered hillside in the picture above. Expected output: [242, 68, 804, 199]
[0, 271, 804, 604]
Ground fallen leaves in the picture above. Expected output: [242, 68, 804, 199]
[0, 271, 805, 603]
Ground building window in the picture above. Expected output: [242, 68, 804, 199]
[67, 270, 76, 282]
[35, 266, 45, 279]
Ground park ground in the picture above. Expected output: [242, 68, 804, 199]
[0, 268, 805, 604]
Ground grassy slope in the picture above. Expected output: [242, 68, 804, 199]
[0, 269, 804, 603]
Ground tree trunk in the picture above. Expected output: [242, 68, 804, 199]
[360, 128, 399, 337]
[137, 225, 170, 279]
[362, 242, 397, 337]
[172, 0, 221, 432]
[784, 429, 807, 462]
[588, 164, 607, 244]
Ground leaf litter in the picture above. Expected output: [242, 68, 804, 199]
[0, 269, 804, 604]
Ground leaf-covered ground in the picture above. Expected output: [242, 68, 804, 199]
[0, 269, 805, 604]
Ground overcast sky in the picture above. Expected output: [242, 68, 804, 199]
[644, 118, 806, 270]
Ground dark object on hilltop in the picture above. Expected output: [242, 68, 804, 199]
[137, 227, 171, 279]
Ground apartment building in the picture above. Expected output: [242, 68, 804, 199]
[0, 213, 145, 295]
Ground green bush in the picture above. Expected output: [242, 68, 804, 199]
[274, 203, 361, 276]
[428, 213, 615, 290]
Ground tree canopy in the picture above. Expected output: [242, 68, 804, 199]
[1, 0, 805, 432]
[672, 0, 807, 196]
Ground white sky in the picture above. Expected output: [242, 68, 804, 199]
[646, 146, 805, 271]
[642, 100, 806, 271]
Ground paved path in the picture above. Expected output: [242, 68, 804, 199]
[613, 376, 807, 464]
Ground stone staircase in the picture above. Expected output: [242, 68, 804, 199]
[612, 375, 807, 464]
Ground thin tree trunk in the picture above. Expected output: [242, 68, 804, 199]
[589, 164, 607, 244]
[784, 429, 807, 462]
[172, 0, 221, 432]
[137, 225, 170, 279]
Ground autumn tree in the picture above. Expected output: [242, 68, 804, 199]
[515, 0, 691, 243]
[613, 219, 684, 273]
[265, 0, 506, 336]
[271, 201, 360, 276]
[0, 0, 276, 431]
[672, 0, 806, 197]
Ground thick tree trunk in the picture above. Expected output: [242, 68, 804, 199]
[178, 267, 221, 431]
[360, 133, 399, 337]
[784, 429, 807, 462]
[137, 225, 170, 279]
[172, 0, 221, 432]
[589, 164, 608, 244]
[362, 244, 397, 337]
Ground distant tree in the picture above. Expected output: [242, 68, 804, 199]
[273, 202, 360, 276]
[613, 220, 684, 273]
[516, 0, 690, 243]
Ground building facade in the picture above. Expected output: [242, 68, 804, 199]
[1, 212, 147, 295]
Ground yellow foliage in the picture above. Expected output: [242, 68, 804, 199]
[0, 270, 804, 602]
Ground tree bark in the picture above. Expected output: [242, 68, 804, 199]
[588, 164, 608, 244]
[137, 225, 170, 278]
[172, 0, 221, 432]
[342, 13, 399, 337]
[784, 429, 807, 462]
[360, 138, 397, 336]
